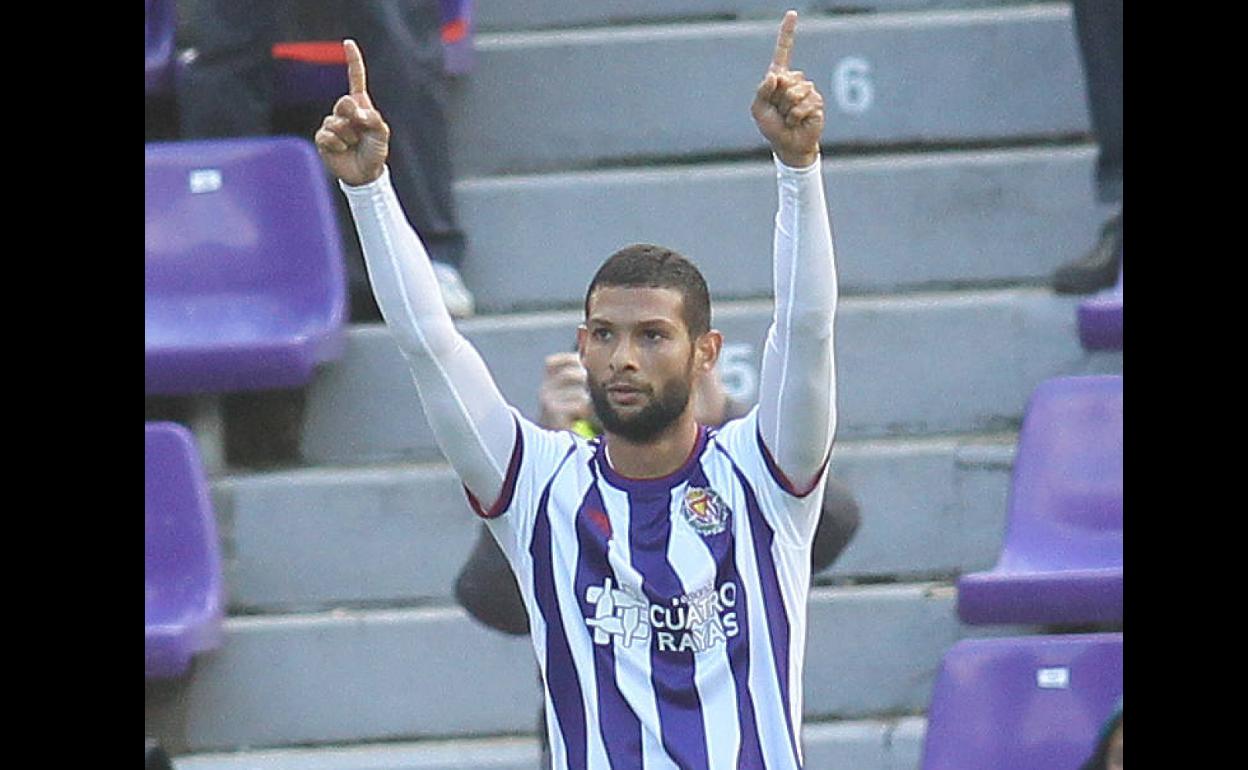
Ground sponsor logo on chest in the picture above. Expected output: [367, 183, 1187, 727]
[585, 577, 740, 653]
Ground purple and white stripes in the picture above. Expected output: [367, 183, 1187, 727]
[575, 474, 644, 767]
[520, 423, 810, 770]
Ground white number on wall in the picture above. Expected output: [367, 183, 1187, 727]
[718, 343, 758, 404]
[832, 57, 873, 115]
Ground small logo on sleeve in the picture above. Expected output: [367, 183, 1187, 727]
[682, 487, 731, 536]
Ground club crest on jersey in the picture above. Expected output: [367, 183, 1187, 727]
[682, 487, 730, 536]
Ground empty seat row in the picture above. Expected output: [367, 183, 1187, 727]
[144, 135, 345, 681]
[144, 134, 345, 681]
[146, 422, 223, 679]
[145, 137, 347, 395]
[957, 375, 1123, 626]
[939, 378, 1122, 768]
[920, 632, 1122, 770]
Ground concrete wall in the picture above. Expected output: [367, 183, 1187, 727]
[448, 6, 1088, 175]
[299, 291, 1120, 465]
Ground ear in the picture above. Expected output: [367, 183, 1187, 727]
[576, 324, 589, 363]
[694, 329, 723, 374]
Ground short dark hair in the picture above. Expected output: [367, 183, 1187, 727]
[584, 244, 711, 338]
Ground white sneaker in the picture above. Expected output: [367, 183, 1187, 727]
[432, 261, 476, 318]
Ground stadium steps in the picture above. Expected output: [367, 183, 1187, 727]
[148, 583, 1033, 753]
[173, 734, 540, 770]
[446, 4, 1088, 175]
[298, 289, 1122, 466]
[212, 433, 1015, 613]
[470, 0, 1033, 32]
[453, 145, 1116, 314]
[170, 717, 928, 770]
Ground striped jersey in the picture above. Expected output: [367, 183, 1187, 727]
[469, 405, 827, 770]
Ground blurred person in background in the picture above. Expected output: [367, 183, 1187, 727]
[1052, 0, 1122, 295]
[170, 0, 474, 467]
[177, 0, 473, 319]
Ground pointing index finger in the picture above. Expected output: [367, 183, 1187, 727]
[344, 39, 367, 96]
[770, 10, 798, 72]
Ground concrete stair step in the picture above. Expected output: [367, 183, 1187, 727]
[297, 289, 1122, 465]
[146, 582, 1032, 752]
[171, 716, 929, 770]
[174, 735, 539, 770]
[447, 4, 1088, 175]
[214, 433, 1017, 612]
[452, 145, 1116, 314]
[472, 0, 1023, 31]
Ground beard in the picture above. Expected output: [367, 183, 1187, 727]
[588, 368, 693, 443]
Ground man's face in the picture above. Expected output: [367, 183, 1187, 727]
[578, 286, 715, 443]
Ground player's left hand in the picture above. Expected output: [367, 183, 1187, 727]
[315, 39, 391, 186]
[751, 11, 825, 168]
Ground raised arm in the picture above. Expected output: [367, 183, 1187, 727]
[315, 40, 517, 511]
[749, 12, 839, 494]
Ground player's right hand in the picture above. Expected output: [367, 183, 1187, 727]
[315, 39, 390, 186]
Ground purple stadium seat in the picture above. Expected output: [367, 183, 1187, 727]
[957, 376, 1123, 625]
[1077, 261, 1123, 351]
[145, 136, 347, 395]
[145, 0, 176, 96]
[920, 633, 1123, 770]
[146, 422, 224, 679]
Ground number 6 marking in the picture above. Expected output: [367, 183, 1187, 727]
[833, 57, 873, 115]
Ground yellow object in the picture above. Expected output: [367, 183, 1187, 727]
[571, 419, 600, 439]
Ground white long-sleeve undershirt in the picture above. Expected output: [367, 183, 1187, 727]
[340, 156, 837, 510]
[758, 154, 839, 493]
[341, 168, 517, 507]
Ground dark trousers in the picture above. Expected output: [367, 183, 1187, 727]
[1072, 0, 1123, 205]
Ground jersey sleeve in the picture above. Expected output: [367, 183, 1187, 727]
[712, 405, 830, 548]
[466, 408, 582, 552]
